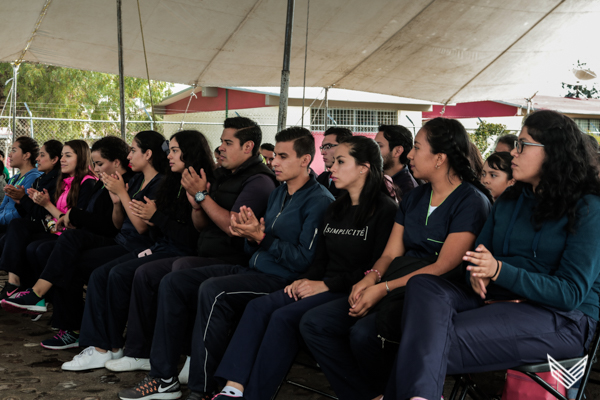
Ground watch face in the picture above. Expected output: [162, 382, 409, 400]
[194, 191, 206, 203]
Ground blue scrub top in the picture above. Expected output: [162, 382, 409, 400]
[395, 182, 491, 258]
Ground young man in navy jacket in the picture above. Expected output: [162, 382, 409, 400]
[118, 127, 335, 400]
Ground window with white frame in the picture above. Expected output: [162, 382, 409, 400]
[311, 108, 397, 133]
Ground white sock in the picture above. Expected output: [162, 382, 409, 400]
[162, 377, 174, 383]
[220, 385, 243, 397]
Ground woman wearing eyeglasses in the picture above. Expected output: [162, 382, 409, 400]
[385, 110, 600, 400]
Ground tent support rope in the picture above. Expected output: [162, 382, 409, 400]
[137, 0, 155, 121]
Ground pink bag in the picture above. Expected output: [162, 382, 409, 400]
[502, 369, 566, 400]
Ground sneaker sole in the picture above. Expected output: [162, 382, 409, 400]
[119, 392, 182, 400]
[40, 341, 80, 350]
[61, 362, 108, 371]
[0, 300, 46, 314]
[105, 363, 151, 372]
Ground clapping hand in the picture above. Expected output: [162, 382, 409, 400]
[229, 206, 265, 242]
[31, 188, 51, 207]
[129, 196, 157, 221]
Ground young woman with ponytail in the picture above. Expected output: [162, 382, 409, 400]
[211, 135, 398, 400]
[299, 117, 493, 400]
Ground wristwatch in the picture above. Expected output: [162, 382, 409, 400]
[194, 190, 209, 203]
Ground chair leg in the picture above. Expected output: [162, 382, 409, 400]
[448, 376, 464, 400]
[576, 328, 600, 400]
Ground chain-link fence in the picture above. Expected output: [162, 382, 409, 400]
[0, 116, 288, 155]
[0, 115, 394, 155]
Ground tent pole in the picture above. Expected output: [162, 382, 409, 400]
[277, 0, 295, 133]
[117, 0, 126, 139]
[323, 86, 328, 132]
[11, 63, 20, 143]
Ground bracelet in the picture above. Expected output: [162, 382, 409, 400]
[491, 260, 501, 280]
[364, 269, 381, 283]
[385, 281, 391, 293]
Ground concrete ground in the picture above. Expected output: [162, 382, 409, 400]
[1, 271, 599, 400]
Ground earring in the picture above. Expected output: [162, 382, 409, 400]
[360, 170, 363, 174]
[435, 164, 440, 169]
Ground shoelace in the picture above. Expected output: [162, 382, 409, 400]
[75, 346, 96, 359]
[55, 330, 67, 339]
[55, 330, 76, 343]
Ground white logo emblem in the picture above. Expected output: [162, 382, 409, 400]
[547, 354, 588, 389]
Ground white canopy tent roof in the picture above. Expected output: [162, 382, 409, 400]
[1, 0, 599, 104]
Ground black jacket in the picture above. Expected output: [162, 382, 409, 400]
[16, 169, 60, 222]
[197, 155, 276, 264]
[69, 170, 135, 238]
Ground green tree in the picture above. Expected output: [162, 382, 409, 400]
[470, 121, 508, 154]
[562, 60, 599, 99]
[0, 63, 173, 140]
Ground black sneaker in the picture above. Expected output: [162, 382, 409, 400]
[0, 288, 46, 314]
[40, 330, 80, 350]
[0, 282, 20, 301]
[118, 375, 181, 400]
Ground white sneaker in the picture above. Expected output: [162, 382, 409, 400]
[178, 355, 190, 385]
[61, 346, 112, 371]
[105, 356, 150, 372]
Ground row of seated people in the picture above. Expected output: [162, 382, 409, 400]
[0, 111, 598, 400]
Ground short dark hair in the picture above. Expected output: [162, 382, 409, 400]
[224, 116, 262, 156]
[378, 124, 413, 165]
[323, 127, 353, 142]
[0, 149, 4, 158]
[260, 143, 275, 152]
[486, 151, 513, 180]
[496, 134, 518, 150]
[275, 127, 315, 167]
[15, 136, 40, 165]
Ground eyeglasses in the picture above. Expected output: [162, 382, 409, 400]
[514, 140, 544, 154]
[319, 143, 338, 151]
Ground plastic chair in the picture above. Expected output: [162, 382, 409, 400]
[449, 326, 600, 400]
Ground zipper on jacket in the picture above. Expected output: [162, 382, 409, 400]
[253, 251, 261, 268]
[271, 194, 293, 230]
[377, 334, 400, 349]
[309, 228, 318, 250]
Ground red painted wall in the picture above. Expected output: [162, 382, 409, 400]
[165, 88, 268, 114]
[422, 101, 519, 119]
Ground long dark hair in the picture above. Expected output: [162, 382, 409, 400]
[55, 139, 95, 209]
[133, 131, 169, 174]
[423, 118, 493, 203]
[505, 110, 600, 232]
[329, 136, 394, 227]
[155, 130, 215, 220]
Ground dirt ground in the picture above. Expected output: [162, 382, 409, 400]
[1, 272, 599, 400]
